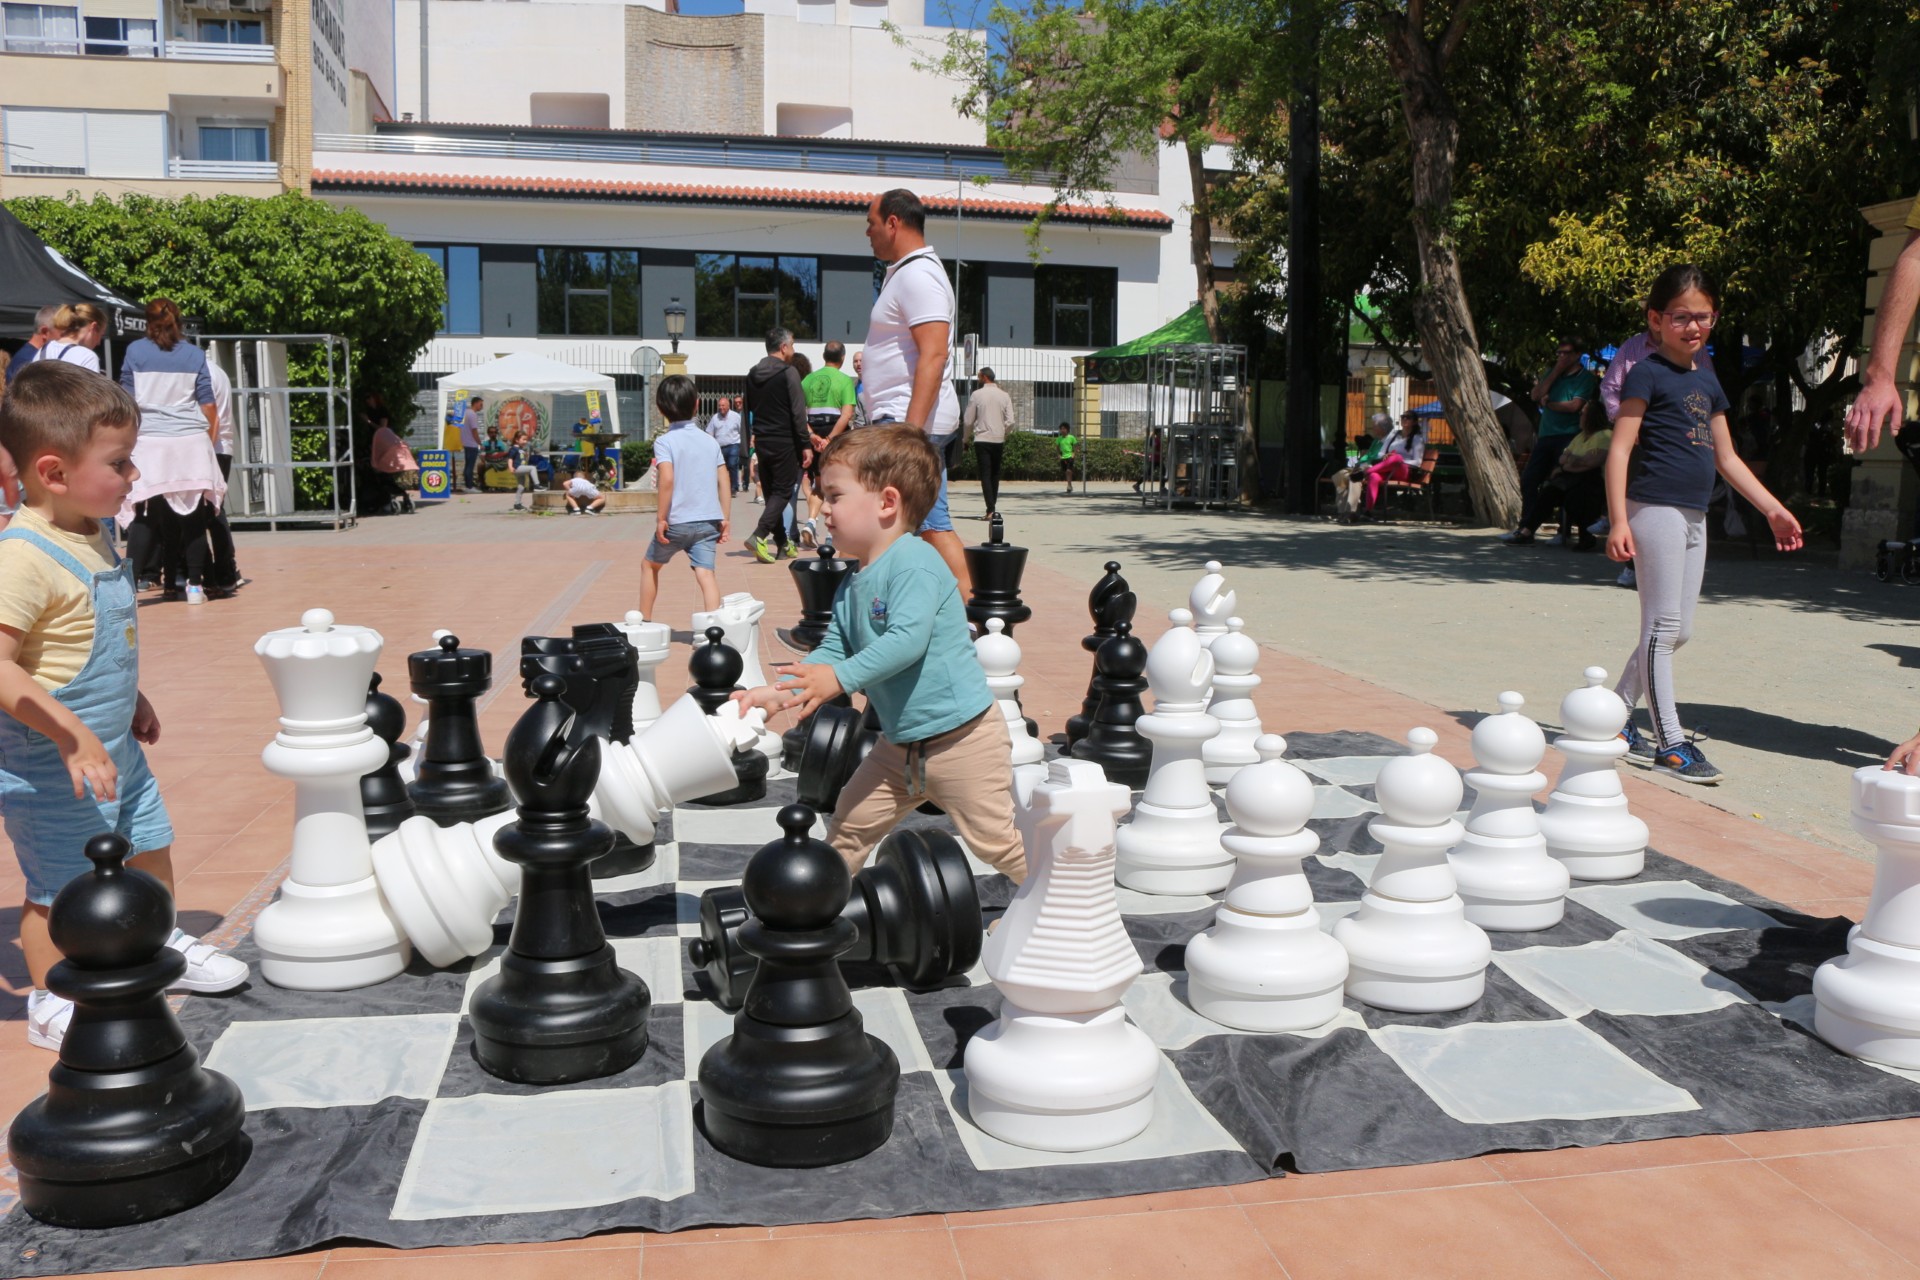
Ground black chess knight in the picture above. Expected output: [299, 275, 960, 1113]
[522, 625, 652, 876]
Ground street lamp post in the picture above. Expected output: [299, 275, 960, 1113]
[664, 299, 686, 355]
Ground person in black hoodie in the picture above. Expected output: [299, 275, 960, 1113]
[743, 326, 812, 562]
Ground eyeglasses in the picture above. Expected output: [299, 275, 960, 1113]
[1661, 310, 1717, 330]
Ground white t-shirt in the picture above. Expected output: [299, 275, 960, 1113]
[567, 476, 599, 499]
[41, 341, 101, 374]
[206, 360, 235, 456]
[861, 247, 960, 437]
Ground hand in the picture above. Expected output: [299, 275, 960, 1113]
[0, 443, 17, 508]
[768, 661, 843, 720]
[60, 726, 116, 801]
[1848, 377, 1902, 454]
[132, 691, 160, 745]
[1888, 730, 1920, 774]
[718, 519, 730, 544]
[811, 434, 830, 453]
[1766, 505, 1804, 553]
[656, 520, 672, 546]
[1606, 523, 1636, 563]
[801, 450, 814, 469]
[729, 685, 788, 715]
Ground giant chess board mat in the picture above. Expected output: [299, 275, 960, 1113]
[4, 731, 1915, 1275]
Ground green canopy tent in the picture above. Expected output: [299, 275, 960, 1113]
[1082, 304, 1212, 383]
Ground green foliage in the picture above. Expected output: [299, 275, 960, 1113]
[949, 431, 1139, 481]
[2, 192, 443, 430]
[288, 428, 342, 510]
[622, 440, 655, 482]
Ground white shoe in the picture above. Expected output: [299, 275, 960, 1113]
[167, 929, 250, 993]
[798, 519, 818, 549]
[1616, 567, 1636, 589]
[26, 990, 73, 1052]
[185, 584, 207, 606]
[1587, 516, 1610, 537]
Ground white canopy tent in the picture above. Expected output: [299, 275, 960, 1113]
[434, 352, 624, 452]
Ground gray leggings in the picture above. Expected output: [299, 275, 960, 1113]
[1614, 500, 1706, 748]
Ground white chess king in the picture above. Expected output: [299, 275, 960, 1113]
[1814, 766, 1920, 1068]
[1185, 736, 1350, 1031]
[1538, 667, 1648, 881]
[1449, 692, 1570, 932]
[1115, 610, 1231, 895]
[254, 609, 411, 990]
[965, 759, 1160, 1152]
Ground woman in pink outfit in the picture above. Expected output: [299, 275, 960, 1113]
[1362, 411, 1426, 511]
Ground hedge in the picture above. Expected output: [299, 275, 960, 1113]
[948, 431, 1141, 482]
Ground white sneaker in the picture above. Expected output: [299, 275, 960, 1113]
[167, 929, 250, 993]
[185, 584, 207, 606]
[1587, 516, 1610, 537]
[1616, 567, 1636, 589]
[798, 519, 818, 549]
[26, 990, 72, 1052]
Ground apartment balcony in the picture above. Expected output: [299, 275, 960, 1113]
[0, 49, 281, 107]
[168, 157, 276, 180]
[0, 34, 273, 62]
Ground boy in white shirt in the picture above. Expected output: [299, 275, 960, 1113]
[641, 375, 731, 615]
[565, 470, 606, 515]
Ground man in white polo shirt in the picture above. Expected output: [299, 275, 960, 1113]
[861, 188, 969, 592]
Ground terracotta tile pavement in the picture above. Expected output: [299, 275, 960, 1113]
[3, 495, 1915, 1276]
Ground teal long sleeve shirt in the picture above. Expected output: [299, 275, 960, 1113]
[811, 535, 994, 743]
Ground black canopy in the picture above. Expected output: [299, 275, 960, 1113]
[0, 205, 143, 341]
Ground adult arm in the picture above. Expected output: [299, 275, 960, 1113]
[118, 344, 137, 394]
[1710, 413, 1803, 551]
[715, 462, 731, 543]
[785, 368, 811, 458]
[962, 396, 979, 447]
[1850, 227, 1920, 453]
[1599, 340, 1637, 421]
[904, 320, 951, 432]
[1543, 393, 1589, 416]
[195, 353, 218, 441]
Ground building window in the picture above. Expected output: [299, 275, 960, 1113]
[943, 260, 986, 343]
[83, 16, 156, 56]
[695, 254, 819, 341]
[1, 107, 164, 177]
[537, 248, 640, 336]
[1034, 265, 1117, 348]
[196, 17, 264, 43]
[416, 244, 481, 335]
[2, 3, 79, 53]
[198, 123, 270, 163]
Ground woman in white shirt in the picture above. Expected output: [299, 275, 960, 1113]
[1361, 411, 1427, 513]
[38, 303, 106, 374]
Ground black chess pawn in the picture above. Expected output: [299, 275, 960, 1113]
[10, 835, 250, 1227]
[361, 672, 417, 841]
[407, 633, 512, 826]
[470, 671, 651, 1084]
[689, 626, 770, 805]
[1065, 561, 1135, 747]
[796, 700, 882, 814]
[1069, 619, 1152, 788]
[964, 514, 1032, 638]
[782, 546, 859, 653]
[698, 805, 900, 1166]
[689, 826, 982, 1010]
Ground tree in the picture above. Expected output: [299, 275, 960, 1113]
[4, 192, 443, 426]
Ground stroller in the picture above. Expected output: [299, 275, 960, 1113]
[370, 425, 419, 515]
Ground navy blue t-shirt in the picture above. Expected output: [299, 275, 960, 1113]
[1621, 353, 1727, 510]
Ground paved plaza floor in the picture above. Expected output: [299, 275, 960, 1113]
[8, 482, 1920, 1277]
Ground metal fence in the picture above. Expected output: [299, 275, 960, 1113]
[214, 334, 356, 531]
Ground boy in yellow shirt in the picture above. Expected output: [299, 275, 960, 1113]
[0, 363, 246, 1052]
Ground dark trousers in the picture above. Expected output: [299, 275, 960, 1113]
[721, 443, 744, 493]
[462, 445, 480, 490]
[209, 452, 239, 588]
[1521, 469, 1605, 538]
[752, 440, 800, 552]
[127, 498, 214, 587]
[1516, 434, 1572, 530]
[976, 441, 1005, 514]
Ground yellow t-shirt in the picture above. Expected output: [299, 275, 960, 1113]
[0, 507, 117, 692]
[1906, 193, 1920, 231]
[1561, 428, 1613, 464]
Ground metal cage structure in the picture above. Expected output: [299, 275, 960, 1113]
[1141, 344, 1248, 510]
[210, 334, 355, 531]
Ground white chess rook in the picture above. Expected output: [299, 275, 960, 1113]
[1449, 692, 1570, 931]
[1185, 736, 1350, 1031]
[1188, 560, 1235, 652]
[1334, 728, 1490, 1012]
[1815, 767, 1920, 1068]
[1116, 610, 1231, 895]
[616, 610, 670, 737]
[965, 759, 1159, 1152]
[692, 593, 782, 759]
[1202, 618, 1264, 785]
[1539, 667, 1649, 881]
[976, 619, 1044, 768]
[590, 694, 755, 848]
[370, 811, 520, 968]
[254, 609, 411, 990]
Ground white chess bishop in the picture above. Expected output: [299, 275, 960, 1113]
[1449, 692, 1570, 932]
[1185, 736, 1350, 1031]
[965, 758, 1160, 1152]
[1815, 767, 1920, 1068]
[1201, 618, 1264, 785]
[369, 811, 520, 969]
[590, 694, 761, 849]
[1188, 560, 1236, 652]
[975, 618, 1044, 767]
[254, 609, 411, 990]
[1538, 667, 1648, 881]
[692, 592, 782, 759]
[615, 609, 671, 737]
[1333, 728, 1490, 1012]
[1115, 610, 1232, 895]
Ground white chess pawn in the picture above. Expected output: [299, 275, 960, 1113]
[1333, 728, 1490, 1012]
[254, 609, 411, 990]
[1202, 618, 1264, 783]
[1450, 692, 1569, 931]
[1815, 767, 1920, 1067]
[1538, 667, 1649, 881]
[616, 609, 670, 737]
[966, 758, 1159, 1152]
[370, 810, 520, 968]
[1115, 609, 1231, 895]
[590, 693, 753, 848]
[976, 618, 1044, 767]
[692, 592, 781, 759]
[1185, 736, 1350, 1031]
[1188, 560, 1235, 650]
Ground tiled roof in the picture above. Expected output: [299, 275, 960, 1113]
[310, 170, 1173, 228]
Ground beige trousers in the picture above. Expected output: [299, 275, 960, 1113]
[828, 709, 1028, 883]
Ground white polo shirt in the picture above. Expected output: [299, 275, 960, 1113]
[861, 246, 960, 437]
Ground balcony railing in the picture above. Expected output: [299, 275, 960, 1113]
[169, 158, 277, 180]
[163, 39, 273, 62]
[0, 34, 273, 62]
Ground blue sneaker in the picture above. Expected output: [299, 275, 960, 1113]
[1619, 722, 1656, 768]
[1655, 739, 1723, 784]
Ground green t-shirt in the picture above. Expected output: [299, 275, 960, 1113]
[1058, 433, 1076, 459]
[802, 366, 857, 413]
[1539, 368, 1600, 437]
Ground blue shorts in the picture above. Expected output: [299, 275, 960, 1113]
[645, 520, 722, 570]
[919, 431, 956, 533]
[2, 744, 174, 904]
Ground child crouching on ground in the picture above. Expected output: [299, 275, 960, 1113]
[0, 363, 247, 1051]
[734, 426, 1026, 881]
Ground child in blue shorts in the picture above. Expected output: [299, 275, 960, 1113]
[640, 374, 731, 617]
[0, 363, 247, 1051]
